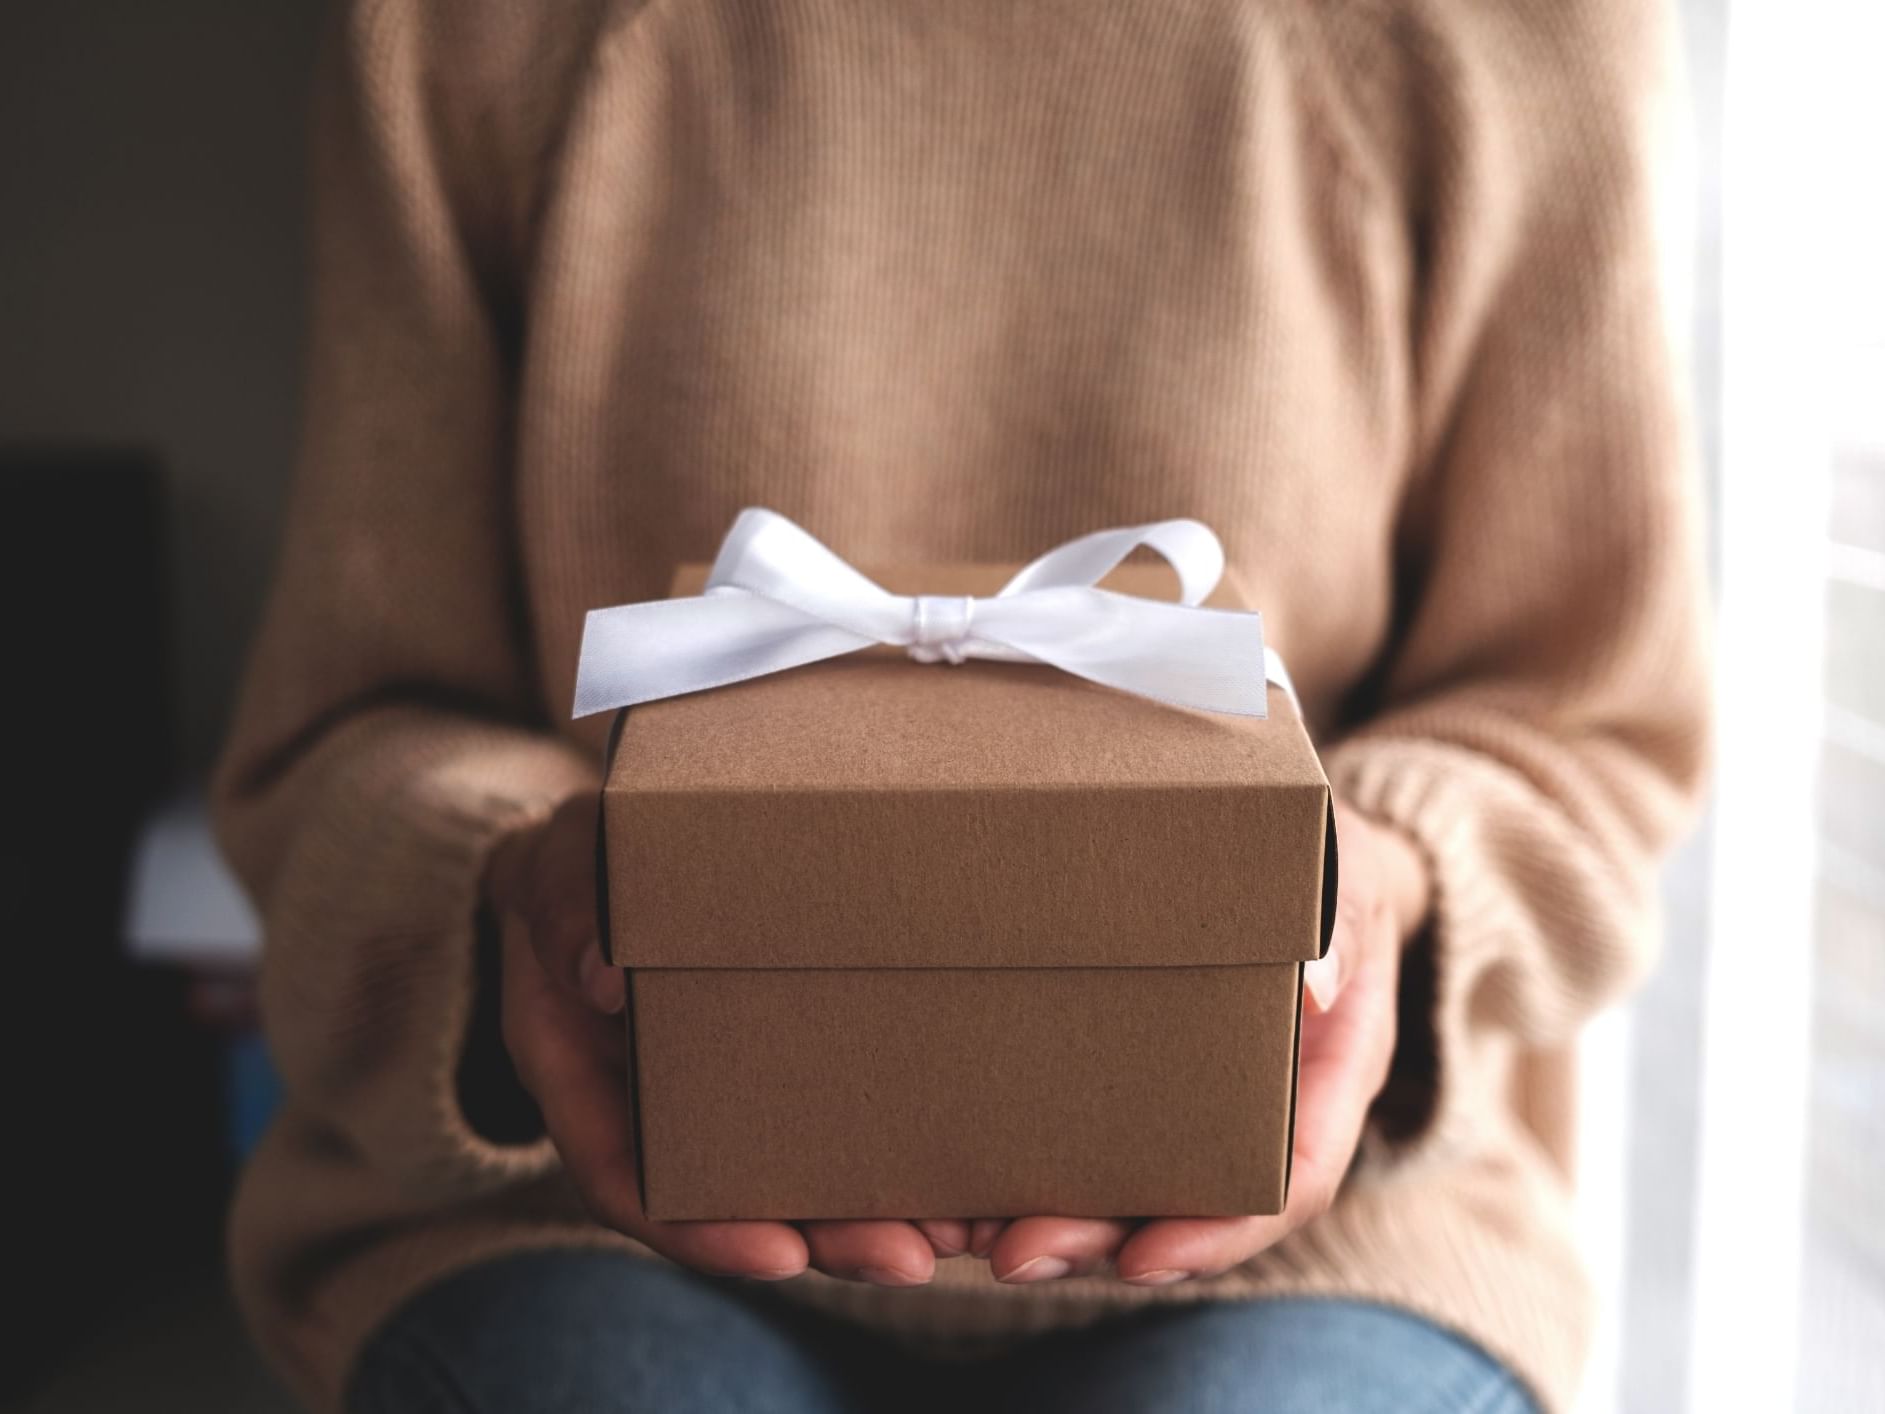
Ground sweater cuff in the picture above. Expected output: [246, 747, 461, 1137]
[244, 709, 598, 1199]
[1323, 735, 1655, 1144]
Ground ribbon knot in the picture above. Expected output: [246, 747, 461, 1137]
[907, 595, 976, 665]
[572, 508, 1292, 719]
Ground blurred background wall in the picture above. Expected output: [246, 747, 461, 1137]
[0, 0, 323, 775]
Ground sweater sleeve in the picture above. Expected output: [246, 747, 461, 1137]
[1320, 0, 1710, 1124]
[211, 1, 599, 1194]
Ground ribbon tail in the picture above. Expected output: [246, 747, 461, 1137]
[572, 592, 873, 717]
[981, 588, 1273, 718]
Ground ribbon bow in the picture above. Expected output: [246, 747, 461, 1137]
[572, 508, 1291, 719]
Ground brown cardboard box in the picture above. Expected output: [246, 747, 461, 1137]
[600, 563, 1336, 1221]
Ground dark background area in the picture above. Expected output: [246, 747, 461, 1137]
[1, 4, 321, 1408]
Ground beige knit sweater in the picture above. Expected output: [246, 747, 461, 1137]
[213, 1, 1709, 1409]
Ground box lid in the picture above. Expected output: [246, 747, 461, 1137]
[600, 563, 1336, 971]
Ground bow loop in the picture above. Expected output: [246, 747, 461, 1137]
[572, 508, 1290, 719]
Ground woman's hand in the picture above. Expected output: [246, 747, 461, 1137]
[983, 800, 1431, 1285]
[488, 791, 957, 1286]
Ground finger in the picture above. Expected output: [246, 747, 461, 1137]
[1292, 938, 1397, 1193]
[989, 1216, 1135, 1283]
[915, 1220, 970, 1257]
[503, 920, 807, 1279]
[1302, 875, 1382, 1018]
[1118, 1216, 1283, 1284]
[578, 948, 626, 1015]
[968, 1219, 1006, 1258]
[514, 832, 602, 999]
[482, 819, 539, 917]
[1304, 805, 1410, 1015]
[523, 795, 612, 1007]
[1115, 1214, 1289, 1284]
[1335, 800, 1431, 941]
[641, 1218, 810, 1283]
[801, 1221, 936, 1286]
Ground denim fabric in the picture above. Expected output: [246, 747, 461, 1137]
[348, 1249, 1540, 1414]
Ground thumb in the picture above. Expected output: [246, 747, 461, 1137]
[577, 942, 627, 1015]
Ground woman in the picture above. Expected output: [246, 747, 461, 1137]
[214, 0, 1708, 1409]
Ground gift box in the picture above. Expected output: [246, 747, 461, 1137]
[594, 548, 1335, 1222]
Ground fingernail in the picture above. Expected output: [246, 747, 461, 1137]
[1124, 1269, 1191, 1286]
[1303, 954, 1338, 1013]
[857, 1266, 928, 1287]
[749, 1266, 803, 1282]
[999, 1256, 1071, 1284]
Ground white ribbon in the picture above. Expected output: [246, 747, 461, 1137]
[571, 508, 1293, 719]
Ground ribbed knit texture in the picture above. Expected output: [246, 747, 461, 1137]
[212, 2, 1708, 1410]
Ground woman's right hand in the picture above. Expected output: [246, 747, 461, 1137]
[487, 791, 959, 1286]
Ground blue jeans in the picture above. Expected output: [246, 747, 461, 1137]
[348, 1250, 1538, 1414]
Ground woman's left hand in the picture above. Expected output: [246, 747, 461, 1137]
[979, 800, 1431, 1286]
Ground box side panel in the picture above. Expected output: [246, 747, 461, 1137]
[633, 964, 1300, 1220]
